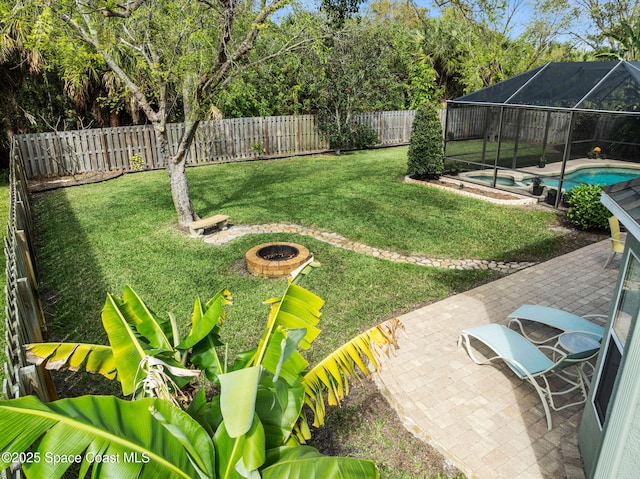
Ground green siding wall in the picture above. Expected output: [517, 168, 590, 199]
[580, 234, 640, 478]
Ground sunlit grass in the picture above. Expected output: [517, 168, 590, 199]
[31, 146, 568, 357]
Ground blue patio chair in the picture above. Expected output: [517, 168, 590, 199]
[458, 323, 600, 430]
[507, 304, 606, 344]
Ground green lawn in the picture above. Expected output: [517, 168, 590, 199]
[28, 146, 573, 476]
[31, 147, 567, 361]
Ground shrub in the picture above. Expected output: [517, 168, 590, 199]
[129, 153, 145, 171]
[407, 103, 444, 179]
[566, 184, 611, 230]
[351, 123, 379, 149]
[317, 112, 379, 153]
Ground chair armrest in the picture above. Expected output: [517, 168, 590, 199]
[539, 345, 567, 357]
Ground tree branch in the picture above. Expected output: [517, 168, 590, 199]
[99, 0, 149, 18]
[53, 3, 161, 124]
[202, 0, 291, 95]
[240, 35, 320, 76]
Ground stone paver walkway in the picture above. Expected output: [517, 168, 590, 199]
[375, 240, 618, 479]
[203, 223, 536, 273]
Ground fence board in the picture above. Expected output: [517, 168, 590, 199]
[3, 143, 56, 409]
[16, 111, 415, 179]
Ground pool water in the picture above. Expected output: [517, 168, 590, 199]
[534, 167, 640, 191]
[468, 175, 521, 187]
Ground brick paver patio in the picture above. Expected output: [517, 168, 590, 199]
[376, 240, 618, 479]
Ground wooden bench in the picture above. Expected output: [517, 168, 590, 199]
[189, 214, 229, 236]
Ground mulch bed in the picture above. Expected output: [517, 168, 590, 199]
[425, 178, 525, 200]
[27, 170, 124, 192]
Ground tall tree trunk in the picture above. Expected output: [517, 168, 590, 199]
[154, 124, 198, 228]
[167, 158, 198, 228]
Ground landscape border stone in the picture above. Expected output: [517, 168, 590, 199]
[404, 175, 538, 205]
[203, 223, 536, 273]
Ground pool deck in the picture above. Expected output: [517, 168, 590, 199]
[375, 239, 619, 479]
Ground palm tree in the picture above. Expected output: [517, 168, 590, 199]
[596, 18, 640, 60]
[1, 263, 401, 478]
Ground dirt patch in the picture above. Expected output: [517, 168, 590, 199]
[550, 216, 609, 255]
[27, 170, 124, 192]
[310, 379, 464, 478]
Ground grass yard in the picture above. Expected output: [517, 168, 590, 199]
[32, 147, 568, 356]
[29, 146, 586, 477]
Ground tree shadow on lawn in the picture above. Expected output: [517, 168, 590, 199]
[184, 154, 378, 224]
[31, 188, 118, 398]
[185, 158, 303, 218]
[499, 218, 608, 263]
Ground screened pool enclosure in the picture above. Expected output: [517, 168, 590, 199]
[444, 61, 640, 207]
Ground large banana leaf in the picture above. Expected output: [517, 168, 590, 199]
[0, 395, 215, 479]
[302, 318, 403, 427]
[218, 366, 262, 438]
[102, 293, 151, 395]
[122, 286, 174, 351]
[260, 327, 308, 385]
[25, 343, 117, 379]
[254, 283, 324, 367]
[180, 290, 230, 381]
[254, 378, 305, 448]
[177, 290, 230, 350]
[262, 446, 379, 478]
[25, 287, 202, 395]
[213, 416, 265, 479]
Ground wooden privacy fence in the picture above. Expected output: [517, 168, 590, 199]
[15, 111, 417, 179]
[2, 142, 56, 404]
[15, 107, 581, 180]
[445, 107, 571, 145]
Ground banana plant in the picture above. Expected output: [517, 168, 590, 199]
[0, 392, 379, 478]
[4, 265, 403, 478]
[25, 285, 231, 397]
[0, 395, 216, 479]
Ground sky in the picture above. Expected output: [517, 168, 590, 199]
[278, 0, 590, 46]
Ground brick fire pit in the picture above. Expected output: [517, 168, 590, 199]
[245, 242, 312, 278]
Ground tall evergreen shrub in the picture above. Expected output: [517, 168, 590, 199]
[407, 103, 444, 178]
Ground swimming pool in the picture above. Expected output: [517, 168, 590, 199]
[470, 166, 640, 191]
[468, 175, 525, 187]
[530, 167, 640, 190]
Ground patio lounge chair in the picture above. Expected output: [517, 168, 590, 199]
[508, 304, 606, 344]
[458, 323, 600, 430]
[604, 216, 625, 268]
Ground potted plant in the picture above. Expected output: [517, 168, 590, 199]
[532, 176, 544, 196]
[538, 157, 546, 168]
[546, 188, 558, 205]
[588, 146, 604, 159]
